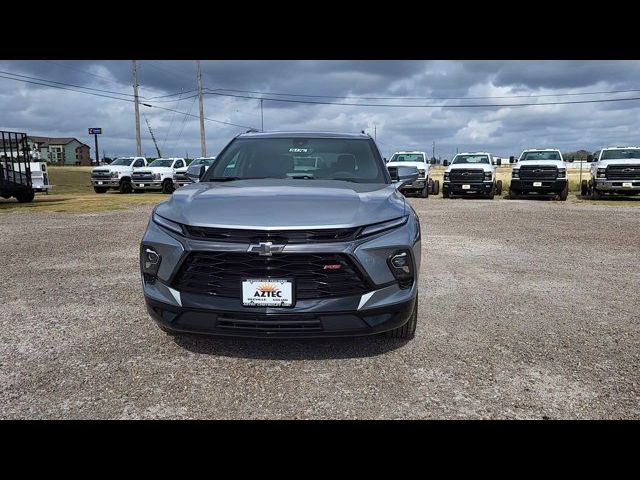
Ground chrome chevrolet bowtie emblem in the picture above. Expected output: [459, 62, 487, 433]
[624, 168, 634, 173]
[248, 241, 285, 256]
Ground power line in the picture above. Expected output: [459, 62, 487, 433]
[41, 60, 122, 84]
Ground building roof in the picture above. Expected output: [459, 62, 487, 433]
[28, 136, 90, 148]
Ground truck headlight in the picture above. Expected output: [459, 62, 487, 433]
[387, 249, 414, 289]
[444, 172, 450, 181]
[484, 172, 492, 181]
[110, 171, 119, 178]
[152, 212, 184, 235]
[597, 168, 606, 178]
[558, 168, 566, 178]
[152, 173, 161, 180]
[417, 168, 426, 179]
[512, 169, 519, 179]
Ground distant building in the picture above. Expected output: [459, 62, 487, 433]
[27, 136, 92, 165]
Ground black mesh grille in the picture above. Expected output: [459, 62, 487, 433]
[91, 170, 111, 179]
[184, 226, 361, 243]
[216, 313, 323, 333]
[606, 165, 640, 180]
[172, 252, 371, 299]
[132, 172, 153, 181]
[519, 165, 558, 180]
[449, 169, 485, 182]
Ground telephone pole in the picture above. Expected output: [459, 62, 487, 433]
[432, 140, 435, 160]
[195, 60, 207, 157]
[132, 60, 142, 157]
[260, 99, 264, 132]
[374, 123, 377, 140]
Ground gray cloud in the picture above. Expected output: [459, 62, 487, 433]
[2, 60, 640, 160]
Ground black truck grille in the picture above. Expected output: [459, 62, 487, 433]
[172, 252, 370, 300]
[184, 226, 361, 243]
[91, 170, 111, 179]
[216, 313, 323, 333]
[519, 165, 558, 180]
[132, 172, 153, 181]
[606, 165, 640, 180]
[449, 169, 485, 182]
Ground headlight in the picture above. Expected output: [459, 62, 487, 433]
[152, 173, 161, 180]
[484, 171, 492, 181]
[152, 212, 183, 235]
[512, 169, 519, 179]
[597, 168, 606, 178]
[358, 216, 408, 238]
[140, 245, 161, 283]
[387, 249, 414, 289]
[558, 168, 566, 178]
[444, 172, 450, 181]
[110, 171, 119, 178]
[417, 169, 426, 179]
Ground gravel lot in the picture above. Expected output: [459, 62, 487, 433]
[1, 196, 639, 419]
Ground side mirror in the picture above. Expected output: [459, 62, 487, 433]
[187, 163, 206, 183]
[383, 157, 387, 163]
[567, 157, 574, 163]
[509, 156, 515, 164]
[443, 159, 449, 167]
[388, 165, 419, 186]
[587, 154, 594, 162]
[430, 158, 436, 165]
[496, 158, 502, 166]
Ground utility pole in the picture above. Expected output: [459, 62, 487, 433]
[195, 60, 207, 157]
[374, 123, 377, 141]
[260, 99, 264, 132]
[432, 140, 435, 160]
[132, 60, 142, 157]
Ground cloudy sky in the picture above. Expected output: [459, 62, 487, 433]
[1, 60, 640, 159]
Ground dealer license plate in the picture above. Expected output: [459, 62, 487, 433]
[462, 184, 471, 190]
[533, 182, 543, 187]
[139, 184, 145, 187]
[242, 279, 293, 307]
[97, 181, 103, 185]
[623, 182, 633, 188]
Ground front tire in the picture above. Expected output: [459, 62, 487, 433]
[93, 187, 108, 194]
[162, 179, 175, 194]
[495, 180, 503, 196]
[419, 183, 429, 198]
[591, 185, 602, 200]
[558, 183, 568, 201]
[385, 296, 417, 340]
[15, 190, 35, 203]
[119, 179, 133, 194]
[508, 187, 519, 199]
[432, 179, 440, 195]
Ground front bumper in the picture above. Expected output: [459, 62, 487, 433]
[510, 178, 566, 194]
[91, 179, 120, 187]
[443, 180, 493, 195]
[594, 179, 640, 193]
[173, 179, 192, 188]
[133, 181, 163, 190]
[400, 178, 427, 191]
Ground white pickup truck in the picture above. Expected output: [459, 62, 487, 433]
[386, 151, 439, 197]
[173, 157, 216, 189]
[131, 157, 187, 194]
[442, 152, 502, 199]
[509, 149, 568, 200]
[91, 156, 147, 194]
[582, 146, 640, 199]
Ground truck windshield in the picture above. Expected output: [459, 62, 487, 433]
[388, 153, 425, 163]
[110, 158, 134, 166]
[452, 155, 490, 165]
[521, 151, 560, 161]
[601, 149, 640, 160]
[205, 137, 387, 183]
[148, 159, 174, 167]
[191, 159, 215, 167]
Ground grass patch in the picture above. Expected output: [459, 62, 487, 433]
[0, 166, 168, 214]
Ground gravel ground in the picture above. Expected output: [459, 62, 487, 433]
[1, 196, 639, 419]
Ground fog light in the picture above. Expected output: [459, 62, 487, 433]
[387, 249, 414, 289]
[141, 245, 162, 278]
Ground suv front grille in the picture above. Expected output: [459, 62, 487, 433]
[449, 169, 485, 183]
[519, 165, 558, 180]
[606, 165, 640, 180]
[171, 252, 371, 300]
[184, 226, 361, 243]
[216, 313, 323, 333]
[132, 172, 153, 182]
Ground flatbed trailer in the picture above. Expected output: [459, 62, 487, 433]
[0, 131, 35, 203]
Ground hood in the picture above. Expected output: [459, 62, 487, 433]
[93, 165, 131, 173]
[136, 166, 174, 173]
[155, 179, 405, 229]
[387, 161, 428, 170]
[515, 159, 566, 169]
[596, 158, 640, 168]
[446, 163, 493, 172]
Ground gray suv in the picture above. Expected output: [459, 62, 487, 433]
[140, 132, 422, 339]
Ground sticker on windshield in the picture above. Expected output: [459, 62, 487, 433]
[289, 148, 311, 153]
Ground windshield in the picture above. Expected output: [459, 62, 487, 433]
[452, 154, 490, 165]
[110, 158, 134, 166]
[205, 137, 387, 183]
[191, 158, 215, 167]
[148, 159, 174, 167]
[601, 149, 640, 160]
[388, 153, 425, 163]
[521, 151, 561, 161]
